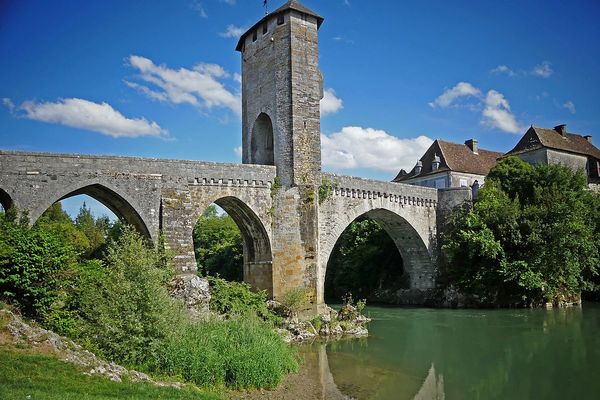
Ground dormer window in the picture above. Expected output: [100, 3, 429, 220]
[263, 24, 268, 35]
[252, 30, 257, 42]
[277, 14, 284, 25]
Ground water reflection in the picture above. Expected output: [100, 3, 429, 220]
[305, 304, 600, 400]
[305, 341, 445, 400]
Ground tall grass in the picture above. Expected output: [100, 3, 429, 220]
[155, 316, 298, 389]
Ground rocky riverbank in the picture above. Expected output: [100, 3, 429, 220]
[0, 307, 182, 387]
[171, 274, 371, 342]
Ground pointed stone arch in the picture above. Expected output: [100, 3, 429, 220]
[320, 207, 434, 303]
[32, 181, 153, 241]
[194, 196, 273, 296]
[250, 113, 274, 165]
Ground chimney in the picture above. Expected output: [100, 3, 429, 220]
[432, 154, 440, 171]
[554, 124, 567, 137]
[584, 135, 592, 143]
[414, 160, 423, 175]
[465, 139, 478, 154]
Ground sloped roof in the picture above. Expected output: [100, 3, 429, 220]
[505, 126, 600, 159]
[393, 140, 503, 182]
[235, 0, 324, 51]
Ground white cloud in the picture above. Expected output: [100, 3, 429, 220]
[532, 61, 553, 78]
[219, 24, 245, 38]
[320, 88, 343, 116]
[430, 82, 521, 134]
[16, 98, 167, 138]
[321, 126, 433, 173]
[190, 1, 207, 18]
[563, 100, 576, 114]
[233, 146, 242, 157]
[428, 82, 481, 108]
[126, 55, 241, 116]
[490, 65, 515, 77]
[332, 35, 354, 45]
[2, 97, 15, 113]
[481, 90, 521, 133]
[221, 0, 236, 4]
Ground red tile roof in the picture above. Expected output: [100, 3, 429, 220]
[393, 140, 502, 182]
[505, 126, 600, 159]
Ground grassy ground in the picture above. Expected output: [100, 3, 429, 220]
[0, 348, 224, 400]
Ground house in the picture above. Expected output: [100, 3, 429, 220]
[504, 124, 600, 189]
[393, 139, 503, 189]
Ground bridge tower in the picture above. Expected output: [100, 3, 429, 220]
[236, 0, 323, 187]
[236, 0, 324, 309]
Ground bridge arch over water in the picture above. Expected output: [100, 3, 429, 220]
[322, 208, 431, 300]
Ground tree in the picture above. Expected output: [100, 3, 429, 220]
[75, 202, 109, 259]
[325, 218, 406, 302]
[443, 157, 599, 306]
[74, 227, 180, 366]
[0, 210, 77, 320]
[193, 205, 243, 281]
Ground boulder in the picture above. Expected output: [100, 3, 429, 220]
[168, 274, 211, 317]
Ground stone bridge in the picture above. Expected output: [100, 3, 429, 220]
[0, 1, 471, 311]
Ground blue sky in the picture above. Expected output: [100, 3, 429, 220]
[2, 0, 600, 218]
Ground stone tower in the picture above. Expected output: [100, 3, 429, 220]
[236, 0, 323, 187]
[236, 0, 324, 309]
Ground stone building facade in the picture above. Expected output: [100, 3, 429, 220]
[393, 139, 502, 190]
[504, 124, 600, 190]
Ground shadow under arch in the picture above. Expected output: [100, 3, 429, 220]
[323, 208, 433, 300]
[0, 188, 13, 212]
[34, 183, 152, 241]
[208, 196, 273, 296]
[250, 112, 274, 165]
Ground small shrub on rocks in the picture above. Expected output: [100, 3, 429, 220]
[279, 288, 308, 318]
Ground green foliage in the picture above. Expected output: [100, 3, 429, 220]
[443, 157, 600, 306]
[318, 177, 335, 204]
[310, 316, 322, 331]
[356, 298, 367, 314]
[155, 316, 298, 389]
[279, 288, 308, 317]
[270, 176, 282, 198]
[193, 205, 243, 281]
[207, 276, 273, 320]
[35, 202, 123, 260]
[305, 187, 315, 205]
[325, 218, 406, 302]
[0, 349, 223, 400]
[0, 210, 77, 320]
[73, 227, 181, 367]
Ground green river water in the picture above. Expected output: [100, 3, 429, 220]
[294, 304, 600, 400]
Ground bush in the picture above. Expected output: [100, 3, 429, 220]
[208, 276, 272, 319]
[0, 210, 76, 320]
[279, 288, 308, 318]
[155, 316, 298, 389]
[73, 227, 182, 367]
